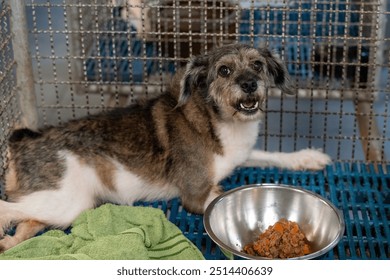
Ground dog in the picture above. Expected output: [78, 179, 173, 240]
[0, 44, 331, 252]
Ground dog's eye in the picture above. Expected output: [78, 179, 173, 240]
[218, 65, 232, 77]
[253, 60, 263, 71]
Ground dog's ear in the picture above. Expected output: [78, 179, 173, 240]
[177, 54, 209, 107]
[259, 48, 295, 95]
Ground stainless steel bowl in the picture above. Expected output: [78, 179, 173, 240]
[203, 184, 345, 259]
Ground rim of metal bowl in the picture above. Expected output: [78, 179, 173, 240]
[203, 183, 345, 260]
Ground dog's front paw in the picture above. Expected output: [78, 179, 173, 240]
[289, 148, 331, 171]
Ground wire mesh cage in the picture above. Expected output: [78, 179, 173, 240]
[0, 0, 389, 259]
[11, 0, 389, 164]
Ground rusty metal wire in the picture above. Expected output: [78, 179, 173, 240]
[0, 0, 20, 197]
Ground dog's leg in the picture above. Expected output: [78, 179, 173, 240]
[180, 184, 223, 214]
[244, 149, 331, 170]
[0, 200, 43, 253]
[0, 199, 27, 239]
[202, 185, 223, 212]
[0, 220, 46, 253]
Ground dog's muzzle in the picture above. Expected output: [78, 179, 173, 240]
[235, 97, 261, 115]
[235, 78, 262, 115]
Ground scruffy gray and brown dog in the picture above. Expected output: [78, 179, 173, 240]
[0, 44, 330, 252]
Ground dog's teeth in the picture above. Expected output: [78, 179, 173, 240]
[240, 101, 259, 110]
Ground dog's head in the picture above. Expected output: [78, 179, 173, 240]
[177, 44, 294, 121]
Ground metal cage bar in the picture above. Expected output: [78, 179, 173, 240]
[8, 0, 38, 130]
[0, 1, 21, 198]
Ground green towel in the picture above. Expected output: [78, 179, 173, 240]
[0, 204, 204, 260]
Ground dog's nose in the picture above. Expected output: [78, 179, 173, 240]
[240, 79, 258, 93]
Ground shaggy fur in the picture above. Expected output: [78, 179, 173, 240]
[0, 44, 331, 252]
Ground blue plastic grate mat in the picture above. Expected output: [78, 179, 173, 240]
[135, 164, 390, 260]
[85, 1, 364, 83]
[1, 164, 388, 259]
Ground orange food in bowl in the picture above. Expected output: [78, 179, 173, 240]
[243, 218, 312, 259]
